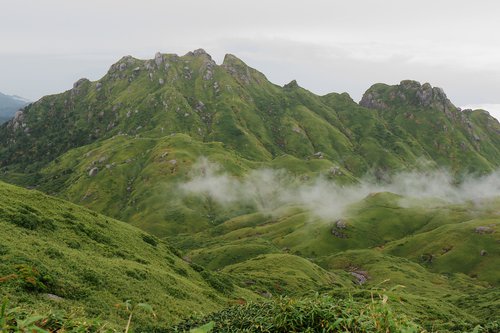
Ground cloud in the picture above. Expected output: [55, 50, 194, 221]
[180, 158, 500, 222]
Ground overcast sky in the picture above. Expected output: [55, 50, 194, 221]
[1, 0, 500, 120]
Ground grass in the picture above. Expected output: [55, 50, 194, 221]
[0, 180, 257, 331]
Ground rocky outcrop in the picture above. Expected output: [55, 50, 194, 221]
[360, 80, 456, 115]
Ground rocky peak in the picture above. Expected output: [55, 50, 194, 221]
[360, 80, 455, 112]
[284, 80, 299, 89]
[107, 55, 137, 74]
[222, 54, 253, 84]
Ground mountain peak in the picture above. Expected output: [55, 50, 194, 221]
[283, 80, 299, 89]
[222, 54, 267, 85]
[360, 80, 453, 111]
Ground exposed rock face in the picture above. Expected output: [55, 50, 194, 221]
[416, 83, 433, 106]
[154, 52, 163, 67]
[10, 110, 25, 131]
[360, 80, 455, 114]
[359, 91, 388, 110]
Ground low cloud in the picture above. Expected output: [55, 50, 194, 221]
[180, 158, 500, 221]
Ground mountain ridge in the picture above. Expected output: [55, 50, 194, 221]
[1, 49, 498, 174]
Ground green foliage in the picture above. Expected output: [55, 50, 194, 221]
[172, 294, 422, 332]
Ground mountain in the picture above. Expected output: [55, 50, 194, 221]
[0, 50, 499, 331]
[0, 92, 30, 124]
[0, 50, 499, 237]
[0, 50, 498, 174]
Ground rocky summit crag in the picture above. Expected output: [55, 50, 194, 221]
[0, 50, 499, 332]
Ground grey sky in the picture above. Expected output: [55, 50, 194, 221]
[1, 0, 500, 120]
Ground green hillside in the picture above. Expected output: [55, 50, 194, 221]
[0, 50, 499, 332]
[0, 180, 260, 331]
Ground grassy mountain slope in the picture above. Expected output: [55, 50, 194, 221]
[0, 180, 261, 330]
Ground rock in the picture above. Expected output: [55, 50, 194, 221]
[284, 80, 299, 89]
[313, 152, 324, 158]
[95, 82, 102, 91]
[159, 78, 164, 85]
[73, 78, 89, 89]
[160, 151, 169, 158]
[196, 101, 205, 111]
[475, 226, 494, 234]
[350, 271, 369, 285]
[168, 159, 177, 165]
[98, 156, 108, 163]
[203, 69, 213, 81]
[46, 293, 64, 302]
[88, 167, 98, 177]
[329, 166, 341, 176]
[331, 229, 347, 239]
[480, 249, 488, 256]
[119, 63, 127, 71]
[193, 48, 208, 56]
[335, 219, 347, 229]
[259, 291, 272, 298]
[359, 91, 388, 110]
[154, 52, 163, 66]
[416, 83, 433, 106]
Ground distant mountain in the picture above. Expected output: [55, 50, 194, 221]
[0, 91, 30, 123]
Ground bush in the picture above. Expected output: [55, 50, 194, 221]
[171, 294, 422, 332]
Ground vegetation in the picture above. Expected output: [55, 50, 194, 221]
[0, 51, 499, 331]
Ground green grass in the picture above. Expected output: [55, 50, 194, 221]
[0, 180, 257, 331]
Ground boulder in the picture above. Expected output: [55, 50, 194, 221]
[88, 167, 98, 177]
[350, 271, 369, 285]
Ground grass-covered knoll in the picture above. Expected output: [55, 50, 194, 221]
[221, 253, 351, 296]
[0, 180, 258, 331]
